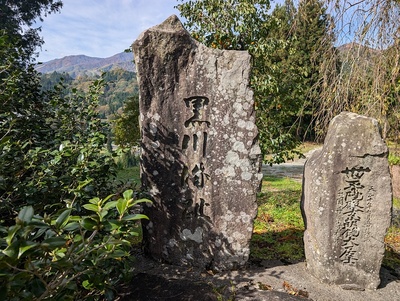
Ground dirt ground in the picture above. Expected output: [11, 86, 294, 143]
[119, 250, 400, 301]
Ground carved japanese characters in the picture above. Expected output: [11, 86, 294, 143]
[301, 112, 392, 290]
[132, 15, 262, 270]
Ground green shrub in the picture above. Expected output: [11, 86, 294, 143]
[0, 8, 148, 300]
[389, 153, 400, 166]
[115, 148, 140, 170]
[0, 190, 151, 301]
[0, 35, 118, 221]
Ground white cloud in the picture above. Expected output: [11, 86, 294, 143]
[36, 0, 181, 61]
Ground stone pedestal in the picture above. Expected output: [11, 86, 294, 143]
[132, 15, 262, 270]
[301, 112, 392, 290]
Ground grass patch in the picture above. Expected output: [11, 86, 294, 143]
[261, 176, 302, 192]
[387, 140, 400, 153]
[384, 226, 400, 269]
[116, 166, 400, 270]
[251, 175, 400, 269]
[251, 176, 305, 262]
[116, 166, 141, 183]
[394, 198, 400, 209]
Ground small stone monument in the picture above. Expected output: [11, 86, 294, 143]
[132, 15, 262, 270]
[301, 112, 392, 290]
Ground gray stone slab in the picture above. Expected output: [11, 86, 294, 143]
[132, 15, 262, 271]
[301, 112, 392, 290]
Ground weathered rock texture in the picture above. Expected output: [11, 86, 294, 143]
[390, 165, 400, 199]
[301, 112, 392, 290]
[132, 15, 262, 270]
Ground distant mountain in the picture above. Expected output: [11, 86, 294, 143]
[337, 42, 384, 63]
[35, 52, 135, 78]
[337, 42, 380, 73]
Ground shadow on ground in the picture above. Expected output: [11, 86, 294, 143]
[119, 149, 400, 300]
[118, 249, 400, 301]
[119, 249, 308, 301]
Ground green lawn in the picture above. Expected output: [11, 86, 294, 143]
[116, 166, 141, 183]
[251, 176, 304, 261]
[121, 166, 400, 267]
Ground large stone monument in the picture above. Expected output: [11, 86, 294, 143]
[132, 15, 262, 270]
[301, 112, 392, 290]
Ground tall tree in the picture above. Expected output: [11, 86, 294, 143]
[113, 94, 141, 148]
[177, 0, 301, 163]
[176, 0, 334, 161]
[290, 0, 336, 139]
[0, 0, 62, 61]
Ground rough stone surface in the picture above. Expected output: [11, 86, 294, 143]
[390, 165, 400, 199]
[301, 112, 392, 290]
[132, 15, 262, 270]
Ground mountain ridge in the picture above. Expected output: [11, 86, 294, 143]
[35, 52, 135, 78]
[35, 43, 370, 79]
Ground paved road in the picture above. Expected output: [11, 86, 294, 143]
[261, 148, 320, 181]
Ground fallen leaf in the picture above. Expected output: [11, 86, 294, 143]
[258, 282, 273, 290]
[298, 290, 309, 298]
[282, 281, 309, 297]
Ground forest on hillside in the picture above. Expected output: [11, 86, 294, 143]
[40, 69, 139, 120]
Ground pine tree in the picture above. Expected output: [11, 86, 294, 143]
[267, 0, 335, 140]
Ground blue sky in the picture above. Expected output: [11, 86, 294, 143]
[36, 0, 181, 62]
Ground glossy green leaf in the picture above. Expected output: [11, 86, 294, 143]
[104, 220, 122, 231]
[63, 222, 80, 231]
[100, 193, 115, 206]
[82, 279, 93, 290]
[121, 214, 149, 221]
[28, 220, 50, 229]
[18, 206, 34, 223]
[54, 249, 67, 259]
[88, 197, 100, 205]
[82, 204, 99, 212]
[6, 225, 21, 245]
[44, 229, 57, 239]
[99, 209, 108, 219]
[69, 215, 83, 222]
[108, 249, 128, 258]
[103, 200, 117, 210]
[81, 218, 98, 230]
[0, 135, 10, 145]
[131, 198, 152, 206]
[116, 198, 128, 216]
[31, 227, 47, 240]
[73, 234, 83, 243]
[18, 241, 38, 258]
[41, 237, 66, 249]
[106, 238, 127, 245]
[122, 189, 133, 200]
[2, 241, 19, 258]
[56, 209, 72, 229]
